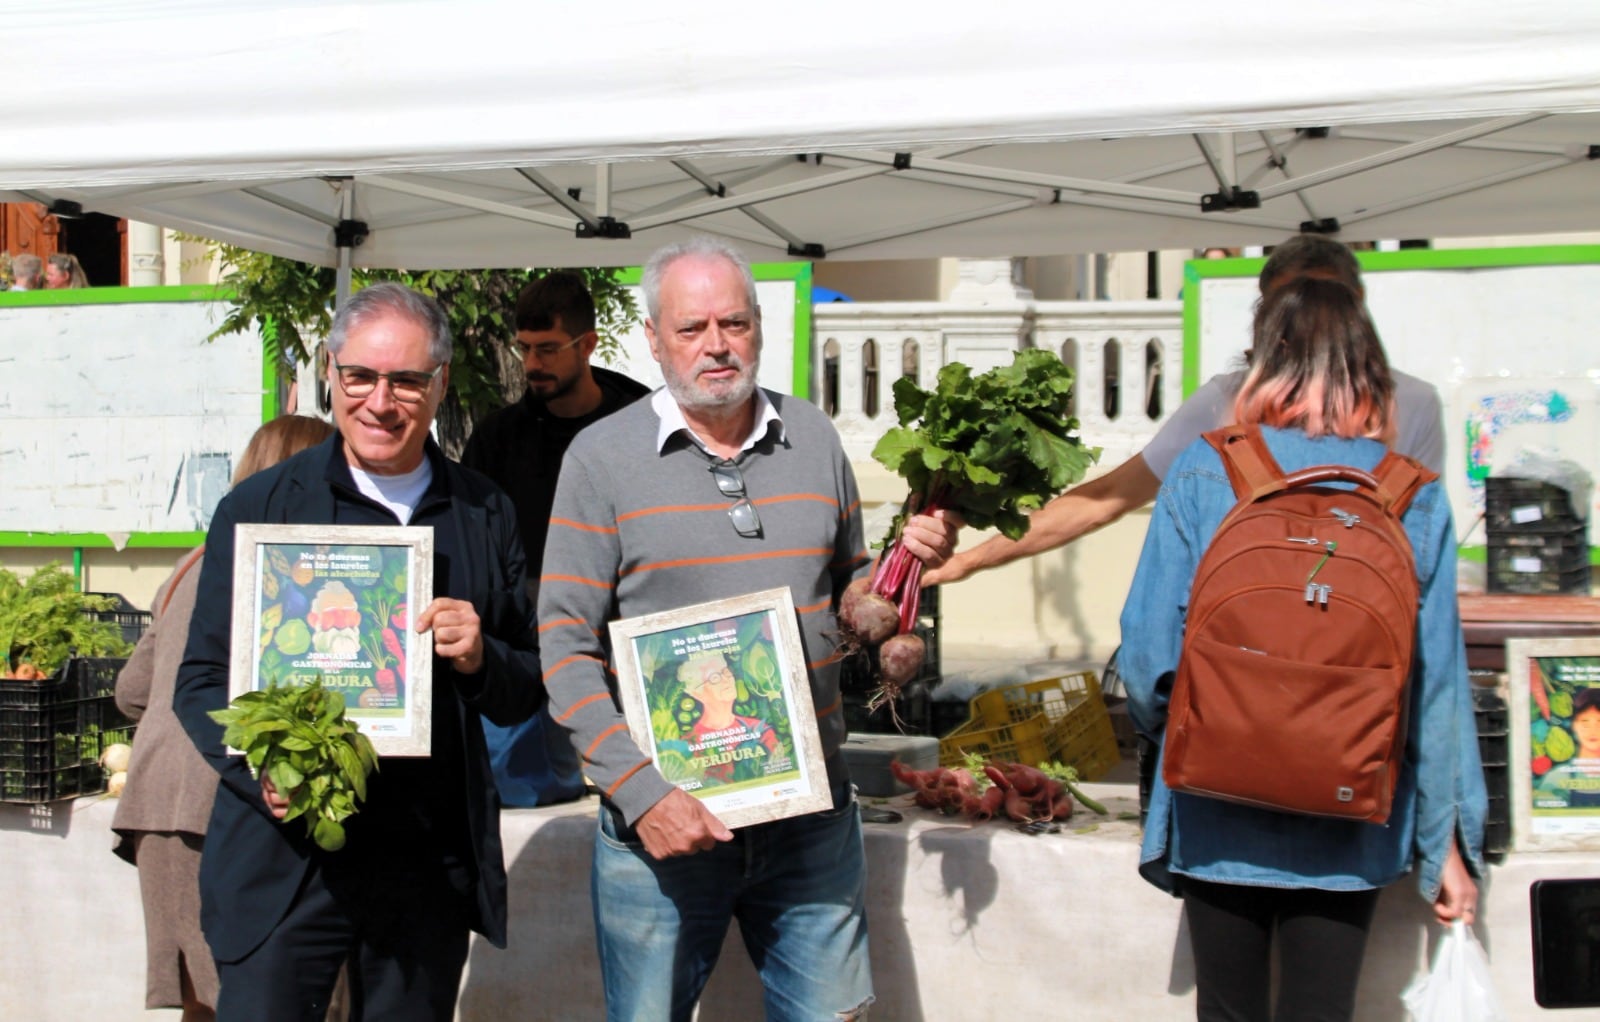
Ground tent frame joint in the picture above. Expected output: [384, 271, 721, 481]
[787, 241, 826, 259]
[334, 219, 368, 248]
[1299, 217, 1341, 234]
[1200, 186, 1261, 212]
[576, 216, 632, 240]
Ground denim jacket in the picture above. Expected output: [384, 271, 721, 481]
[1119, 427, 1488, 902]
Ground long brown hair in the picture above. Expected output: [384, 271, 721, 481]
[232, 415, 336, 486]
[1232, 277, 1394, 442]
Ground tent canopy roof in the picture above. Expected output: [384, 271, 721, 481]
[7, 1, 1600, 267]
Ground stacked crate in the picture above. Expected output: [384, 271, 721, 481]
[1485, 477, 1591, 595]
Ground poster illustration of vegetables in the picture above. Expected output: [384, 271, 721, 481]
[636, 609, 800, 794]
[242, 531, 432, 753]
[1529, 655, 1600, 828]
[610, 588, 833, 828]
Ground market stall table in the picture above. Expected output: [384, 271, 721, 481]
[7, 773, 1597, 1020]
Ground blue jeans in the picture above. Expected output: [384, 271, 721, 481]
[592, 782, 873, 1022]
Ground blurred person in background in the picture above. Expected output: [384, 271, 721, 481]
[8, 253, 42, 290]
[45, 251, 89, 288]
[113, 414, 336, 1022]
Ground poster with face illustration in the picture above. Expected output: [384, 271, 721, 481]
[609, 588, 831, 829]
[230, 524, 434, 756]
[1510, 638, 1600, 851]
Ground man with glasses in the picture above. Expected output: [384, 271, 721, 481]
[462, 271, 649, 808]
[175, 282, 544, 1022]
[540, 237, 959, 1021]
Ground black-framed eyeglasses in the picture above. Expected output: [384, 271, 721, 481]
[518, 335, 586, 361]
[332, 358, 443, 404]
[709, 460, 762, 538]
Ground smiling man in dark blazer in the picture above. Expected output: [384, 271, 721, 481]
[174, 283, 544, 1022]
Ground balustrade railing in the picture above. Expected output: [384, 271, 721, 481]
[813, 300, 1184, 468]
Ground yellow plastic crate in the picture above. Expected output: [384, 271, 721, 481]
[937, 672, 1121, 781]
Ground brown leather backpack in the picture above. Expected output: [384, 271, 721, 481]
[1160, 424, 1435, 824]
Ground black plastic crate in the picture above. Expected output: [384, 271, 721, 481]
[1486, 477, 1583, 531]
[1474, 686, 1511, 862]
[0, 658, 135, 803]
[84, 592, 152, 647]
[1487, 524, 1591, 595]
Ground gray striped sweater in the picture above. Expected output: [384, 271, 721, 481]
[537, 389, 869, 824]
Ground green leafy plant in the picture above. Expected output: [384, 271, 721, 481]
[0, 562, 130, 677]
[208, 678, 379, 852]
[844, 350, 1100, 708]
[180, 237, 640, 456]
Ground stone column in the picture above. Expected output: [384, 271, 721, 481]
[940, 258, 1034, 374]
[126, 220, 164, 286]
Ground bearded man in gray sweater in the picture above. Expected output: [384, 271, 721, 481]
[539, 236, 958, 1022]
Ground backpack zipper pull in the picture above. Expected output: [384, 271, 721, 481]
[1305, 539, 1337, 584]
[1331, 507, 1361, 528]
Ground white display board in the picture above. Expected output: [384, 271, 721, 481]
[1189, 249, 1600, 546]
[0, 289, 267, 542]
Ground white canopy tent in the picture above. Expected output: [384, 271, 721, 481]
[5, 1, 1600, 269]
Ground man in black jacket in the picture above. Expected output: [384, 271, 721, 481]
[175, 283, 543, 1022]
[461, 271, 648, 807]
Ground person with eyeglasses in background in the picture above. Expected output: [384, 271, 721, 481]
[539, 237, 959, 1022]
[461, 271, 650, 809]
[174, 283, 545, 1022]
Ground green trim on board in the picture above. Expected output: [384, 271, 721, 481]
[0, 532, 207, 549]
[0, 283, 229, 307]
[609, 261, 813, 400]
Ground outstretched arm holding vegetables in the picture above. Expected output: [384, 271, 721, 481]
[840, 350, 1098, 708]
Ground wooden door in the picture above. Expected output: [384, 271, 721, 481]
[0, 202, 61, 260]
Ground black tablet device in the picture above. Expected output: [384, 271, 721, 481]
[1531, 877, 1600, 1008]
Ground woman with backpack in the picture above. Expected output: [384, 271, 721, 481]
[1118, 276, 1487, 1022]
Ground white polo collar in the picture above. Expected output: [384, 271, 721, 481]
[652, 386, 784, 455]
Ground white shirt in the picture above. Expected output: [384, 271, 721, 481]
[651, 387, 785, 456]
[348, 460, 433, 523]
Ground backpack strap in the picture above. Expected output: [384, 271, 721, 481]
[1370, 452, 1437, 517]
[1203, 424, 1289, 502]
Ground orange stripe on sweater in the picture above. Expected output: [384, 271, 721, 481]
[584, 723, 629, 761]
[815, 695, 842, 719]
[617, 493, 838, 521]
[552, 689, 610, 723]
[542, 573, 613, 590]
[624, 547, 832, 576]
[538, 617, 596, 635]
[548, 516, 618, 534]
[839, 498, 861, 520]
[808, 650, 846, 670]
[795, 597, 832, 615]
[617, 502, 725, 521]
[606, 760, 652, 799]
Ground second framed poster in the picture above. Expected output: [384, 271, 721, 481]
[1509, 637, 1600, 851]
[609, 588, 831, 829]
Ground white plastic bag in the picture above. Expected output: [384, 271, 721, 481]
[1402, 920, 1508, 1022]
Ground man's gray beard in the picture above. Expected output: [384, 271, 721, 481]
[662, 361, 759, 416]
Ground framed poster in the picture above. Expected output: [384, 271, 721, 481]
[1509, 637, 1600, 851]
[230, 524, 434, 756]
[608, 588, 831, 829]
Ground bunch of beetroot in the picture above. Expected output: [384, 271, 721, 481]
[840, 350, 1098, 712]
[888, 756, 1107, 824]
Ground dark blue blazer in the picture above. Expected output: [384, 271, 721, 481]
[174, 435, 543, 961]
